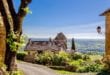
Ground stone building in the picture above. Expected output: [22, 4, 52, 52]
[100, 9, 110, 61]
[24, 32, 67, 62]
[0, 13, 6, 63]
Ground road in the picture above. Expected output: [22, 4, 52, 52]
[18, 62, 58, 75]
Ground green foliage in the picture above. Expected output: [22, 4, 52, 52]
[35, 51, 70, 66]
[97, 69, 110, 75]
[70, 52, 83, 60]
[78, 61, 103, 73]
[7, 31, 26, 52]
[7, 31, 18, 51]
[85, 64, 101, 72]
[52, 51, 70, 66]
[82, 54, 90, 61]
[35, 51, 54, 65]
[66, 59, 84, 72]
[22, 7, 32, 14]
[35, 51, 103, 73]
[17, 52, 27, 61]
[9, 70, 24, 75]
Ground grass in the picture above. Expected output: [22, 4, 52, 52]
[55, 70, 97, 75]
[7, 70, 24, 75]
[90, 55, 103, 61]
[56, 70, 74, 74]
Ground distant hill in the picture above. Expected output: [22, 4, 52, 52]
[68, 39, 105, 54]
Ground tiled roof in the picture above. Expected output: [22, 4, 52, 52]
[100, 8, 110, 16]
[25, 40, 63, 51]
[24, 32, 67, 51]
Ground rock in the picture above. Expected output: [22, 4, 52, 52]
[0, 68, 5, 75]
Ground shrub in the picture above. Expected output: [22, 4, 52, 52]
[35, 51, 70, 66]
[53, 51, 70, 66]
[35, 51, 103, 73]
[78, 62, 103, 72]
[82, 54, 90, 61]
[35, 51, 54, 65]
[66, 59, 84, 72]
[97, 69, 110, 75]
[17, 52, 27, 60]
[95, 59, 102, 65]
[71, 52, 83, 60]
[51, 54, 64, 66]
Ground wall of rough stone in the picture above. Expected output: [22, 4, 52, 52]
[105, 13, 110, 55]
[0, 13, 6, 63]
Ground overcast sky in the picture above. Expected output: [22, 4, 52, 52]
[14, 0, 110, 39]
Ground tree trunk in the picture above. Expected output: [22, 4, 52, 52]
[0, 0, 32, 71]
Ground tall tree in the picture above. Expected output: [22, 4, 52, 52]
[71, 38, 76, 51]
[0, 0, 32, 71]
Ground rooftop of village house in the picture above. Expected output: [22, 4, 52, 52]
[24, 32, 67, 51]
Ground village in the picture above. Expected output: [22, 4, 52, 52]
[24, 32, 76, 62]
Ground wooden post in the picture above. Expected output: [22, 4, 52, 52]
[0, 12, 6, 63]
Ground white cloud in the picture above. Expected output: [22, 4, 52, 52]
[25, 21, 105, 39]
[27, 32, 105, 39]
[66, 33, 105, 39]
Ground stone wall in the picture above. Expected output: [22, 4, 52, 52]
[105, 13, 110, 55]
[0, 13, 6, 63]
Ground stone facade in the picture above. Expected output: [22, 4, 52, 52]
[100, 9, 110, 65]
[0, 13, 6, 63]
[24, 32, 67, 62]
[25, 32, 67, 52]
[100, 9, 110, 56]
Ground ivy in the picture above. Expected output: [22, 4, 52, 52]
[7, 31, 25, 52]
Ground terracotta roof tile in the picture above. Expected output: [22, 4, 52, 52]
[100, 8, 110, 16]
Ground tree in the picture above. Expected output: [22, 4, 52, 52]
[71, 38, 76, 51]
[0, 0, 32, 71]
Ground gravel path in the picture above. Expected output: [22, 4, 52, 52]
[18, 62, 58, 75]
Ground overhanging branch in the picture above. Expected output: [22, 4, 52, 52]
[14, 0, 32, 34]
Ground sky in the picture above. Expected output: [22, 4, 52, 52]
[14, 0, 110, 39]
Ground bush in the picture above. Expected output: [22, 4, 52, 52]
[35, 51, 70, 66]
[78, 62, 103, 72]
[35, 51, 103, 73]
[71, 52, 83, 60]
[97, 69, 110, 75]
[66, 59, 84, 72]
[17, 52, 27, 60]
[82, 54, 90, 61]
[52, 51, 70, 66]
[35, 51, 54, 65]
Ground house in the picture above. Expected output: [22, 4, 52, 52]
[24, 32, 67, 62]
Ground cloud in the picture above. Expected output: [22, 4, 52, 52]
[25, 21, 105, 39]
[27, 32, 105, 39]
[66, 33, 105, 39]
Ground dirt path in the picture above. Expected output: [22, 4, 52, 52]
[18, 62, 58, 75]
